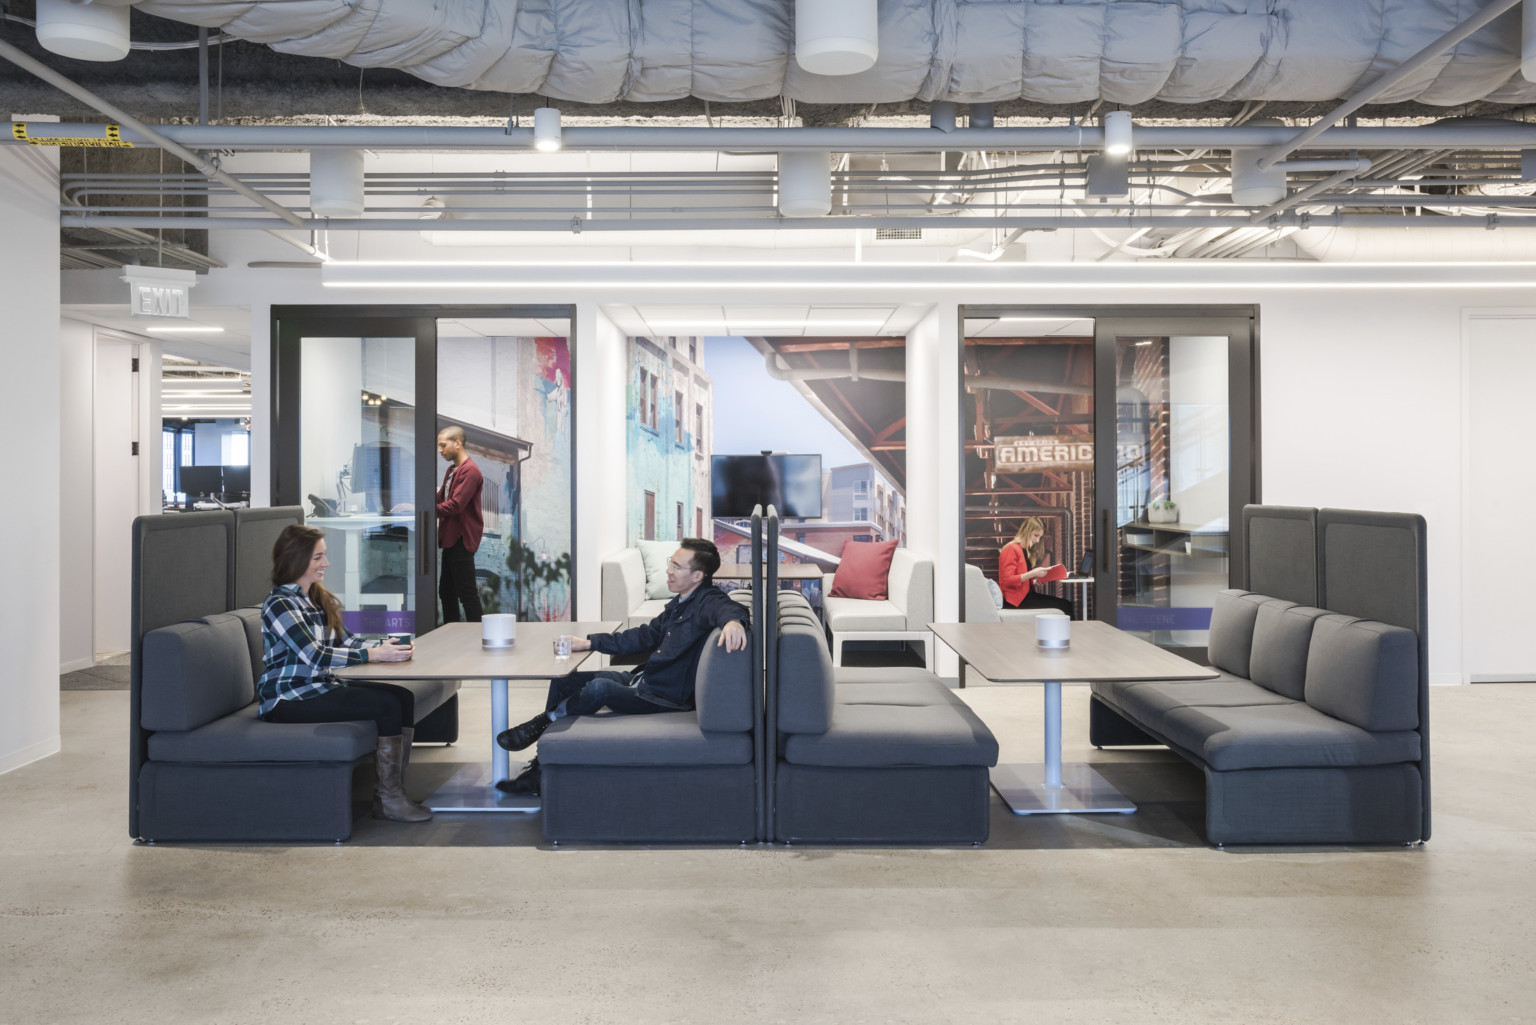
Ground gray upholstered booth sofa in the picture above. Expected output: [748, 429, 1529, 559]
[1088, 506, 1430, 846]
[131, 509, 460, 843]
[770, 589, 998, 844]
[538, 591, 759, 843]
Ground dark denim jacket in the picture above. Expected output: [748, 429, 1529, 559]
[586, 584, 750, 708]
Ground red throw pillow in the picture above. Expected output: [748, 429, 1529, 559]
[830, 540, 899, 600]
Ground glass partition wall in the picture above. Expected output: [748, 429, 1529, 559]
[273, 306, 574, 638]
[963, 308, 1257, 661]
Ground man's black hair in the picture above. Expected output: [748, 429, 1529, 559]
[679, 537, 721, 580]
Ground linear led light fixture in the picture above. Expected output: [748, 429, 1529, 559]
[145, 325, 225, 333]
[325, 258, 1536, 270]
[648, 320, 889, 329]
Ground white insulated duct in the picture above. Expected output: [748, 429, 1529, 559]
[795, 0, 879, 76]
[36, 0, 131, 62]
[777, 151, 831, 218]
[1292, 225, 1536, 261]
[129, 0, 1536, 107]
[309, 149, 364, 218]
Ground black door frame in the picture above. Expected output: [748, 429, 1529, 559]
[958, 304, 1260, 655]
[271, 304, 578, 633]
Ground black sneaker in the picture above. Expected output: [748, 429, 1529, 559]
[495, 758, 541, 796]
[496, 713, 552, 752]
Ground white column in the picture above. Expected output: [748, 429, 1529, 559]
[906, 304, 962, 679]
[1, 141, 62, 774]
[249, 304, 272, 506]
[573, 303, 630, 621]
[58, 318, 95, 674]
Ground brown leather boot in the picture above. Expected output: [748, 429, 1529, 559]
[372, 734, 432, 822]
[401, 726, 415, 774]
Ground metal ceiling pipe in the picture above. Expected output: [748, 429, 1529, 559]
[1254, 0, 1525, 169]
[0, 37, 327, 262]
[23, 123, 1536, 154]
[1246, 160, 1372, 225]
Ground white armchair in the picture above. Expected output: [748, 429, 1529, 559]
[963, 564, 1049, 623]
[600, 548, 672, 630]
[822, 548, 935, 670]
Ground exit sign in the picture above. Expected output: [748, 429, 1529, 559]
[121, 265, 197, 319]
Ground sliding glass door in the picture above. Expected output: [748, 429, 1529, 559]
[272, 306, 574, 637]
[963, 307, 1257, 660]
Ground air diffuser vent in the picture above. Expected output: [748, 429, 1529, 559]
[875, 228, 923, 240]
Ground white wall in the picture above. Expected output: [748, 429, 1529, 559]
[1, 141, 61, 774]
[93, 335, 139, 654]
[59, 318, 94, 673]
[907, 304, 962, 678]
[574, 305, 630, 620]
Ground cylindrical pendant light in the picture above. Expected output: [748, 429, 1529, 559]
[777, 151, 831, 217]
[309, 149, 365, 219]
[35, 0, 131, 62]
[533, 107, 562, 152]
[1102, 110, 1133, 157]
[795, 0, 879, 76]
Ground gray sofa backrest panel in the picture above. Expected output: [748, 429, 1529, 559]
[694, 628, 754, 734]
[1317, 510, 1427, 636]
[1305, 615, 1420, 732]
[217, 607, 266, 682]
[1250, 603, 1328, 701]
[776, 621, 836, 735]
[233, 507, 303, 609]
[1242, 505, 1318, 606]
[141, 616, 255, 732]
[132, 512, 235, 642]
[1207, 590, 1262, 678]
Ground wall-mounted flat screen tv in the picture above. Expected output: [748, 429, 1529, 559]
[711, 454, 823, 519]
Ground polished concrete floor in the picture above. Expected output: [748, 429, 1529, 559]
[3, 681, 1534, 1024]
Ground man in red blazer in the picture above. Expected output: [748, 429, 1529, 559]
[435, 425, 484, 623]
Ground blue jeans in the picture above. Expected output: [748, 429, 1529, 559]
[545, 670, 676, 718]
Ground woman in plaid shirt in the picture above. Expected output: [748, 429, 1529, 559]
[259, 524, 430, 823]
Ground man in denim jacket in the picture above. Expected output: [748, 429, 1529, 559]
[495, 538, 749, 791]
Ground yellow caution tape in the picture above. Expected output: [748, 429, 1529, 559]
[12, 122, 132, 147]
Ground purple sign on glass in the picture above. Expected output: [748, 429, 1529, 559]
[1115, 606, 1213, 632]
[343, 610, 416, 635]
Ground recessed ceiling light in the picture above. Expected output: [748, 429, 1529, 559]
[145, 325, 226, 334]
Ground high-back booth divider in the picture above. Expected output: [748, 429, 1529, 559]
[1241, 505, 1319, 606]
[762, 506, 780, 842]
[129, 511, 236, 838]
[749, 505, 766, 843]
[232, 506, 305, 609]
[1317, 508, 1431, 839]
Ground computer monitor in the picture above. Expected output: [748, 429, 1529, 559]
[711, 454, 823, 519]
[179, 464, 223, 499]
[350, 443, 413, 513]
[221, 464, 251, 499]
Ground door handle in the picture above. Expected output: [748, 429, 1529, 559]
[1100, 509, 1110, 573]
[417, 511, 428, 576]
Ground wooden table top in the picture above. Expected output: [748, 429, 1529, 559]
[334, 620, 620, 681]
[929, 620, 1218, 684]
[714, 562, 825, 580]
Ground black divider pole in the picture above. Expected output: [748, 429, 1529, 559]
[750, 505, 765, 843]
[764, 506, 780, 842]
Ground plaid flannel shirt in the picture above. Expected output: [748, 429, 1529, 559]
[256, 583, 370, 715]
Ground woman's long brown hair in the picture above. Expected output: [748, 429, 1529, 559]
[1009, 516, 1048, 567]
[271, 524, 345, 636]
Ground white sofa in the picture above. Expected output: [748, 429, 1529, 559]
[963, 563, 1050, 624]
[821, 548, 935, 670]
[600, 548, 671, 629]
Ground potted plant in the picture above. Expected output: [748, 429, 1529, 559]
[1148, 499, 1179, 524]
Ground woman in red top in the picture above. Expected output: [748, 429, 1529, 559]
[999, 517, 1073, 616]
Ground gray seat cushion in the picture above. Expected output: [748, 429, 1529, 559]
[823, 596, 907, 632]
[536, 712, 752, 766]
[1304, 615, 1420, 732]
[835, 667, 949, 687]
[1154, 702, 1422, 772]
[783, 685, 999, 768]
[141, 617, 256, 732]
[147, 705, 377, 763]
[1100, 673, 1296, 722]
[1206, 590, 1264, 678]
[1250, 603, 1328, 700]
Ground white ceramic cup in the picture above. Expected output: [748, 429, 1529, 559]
[481, 614, 517, 649]
[1035, 612, 1071, 649]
